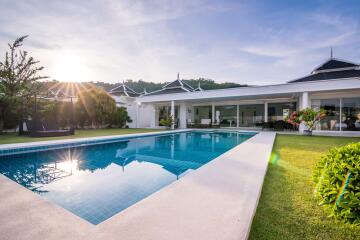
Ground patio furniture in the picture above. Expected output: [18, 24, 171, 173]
[26, 120, 74, 137]
[187, 119, 195, 128]
[200, 119, 212, 128]
[212, 122, 220, 128]
[335, 122, 347, 130]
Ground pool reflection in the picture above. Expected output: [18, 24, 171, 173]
[0, 131, 254, 224]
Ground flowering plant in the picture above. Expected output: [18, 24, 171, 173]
[286, 108, 326, 131]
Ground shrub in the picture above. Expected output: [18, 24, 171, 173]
[313, 142, 360, 225]
[110, 107, 132, 128]
[159, 115, 173, 129]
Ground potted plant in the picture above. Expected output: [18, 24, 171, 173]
[159, 115, 174, 130]
[286, 108, 326, 136]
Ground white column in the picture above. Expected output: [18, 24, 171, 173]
[135, 102, 140, 128]
[211, 103, 215, 124]
[236, 105, 239, 128]
[179, 102, 187, 129]
[171, 100, 175, 129]
[264, 102, 268, 123]
[339, 98, 342, 132]
[299, 92, 310, 133]
[301, 92, 309, 110]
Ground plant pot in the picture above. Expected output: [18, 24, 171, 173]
[303, 130, 312, 136]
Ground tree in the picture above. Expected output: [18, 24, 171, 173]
[0, 36, 47, 132]
[286, 108, 326, 135]
[76, 87, 116, 128]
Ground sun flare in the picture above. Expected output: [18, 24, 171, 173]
[52, 53, 92, 82]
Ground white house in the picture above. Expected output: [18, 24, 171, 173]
[111, 57, 360, 133]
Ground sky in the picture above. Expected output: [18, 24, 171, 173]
[0, 0, 359, 85]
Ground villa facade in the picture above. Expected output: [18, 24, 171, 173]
[110, 58, 360, 133]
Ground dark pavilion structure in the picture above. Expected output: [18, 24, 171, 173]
[108, 82, 141, 97]
[289, 58, 360, 83]
[108, 73, 204, 97]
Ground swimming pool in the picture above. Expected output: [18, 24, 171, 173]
[0, 130, 255, 224]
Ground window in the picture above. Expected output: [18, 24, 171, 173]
[194, 106, 212, 124]
[215, 105, 237, 127]
[342, 98, 360, 131]
[312, 99, 340, 131]
[238, 104, 264, 127]
[268, 102, 297, 122]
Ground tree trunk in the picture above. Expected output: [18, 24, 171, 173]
[0, 113, 4, 134]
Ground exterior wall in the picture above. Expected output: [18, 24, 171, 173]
[131, 79, 360, 132]
[126, 104, 137, 128]
[137, 104, 155, 128]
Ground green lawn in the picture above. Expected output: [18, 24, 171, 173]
[0, 128, 161, 145]
[249, 134, 360, 240]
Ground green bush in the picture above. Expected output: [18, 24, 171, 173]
[159, 115, 173, 129]
[313, 142, 360, 225]
[110, 107, 132, 128]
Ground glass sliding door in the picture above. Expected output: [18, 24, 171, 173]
[268, 102, 297, 122]
[312, 99, 340, 131]
[341, 98, 360, 131]
[238, 104, 264, 127]
[194, 106, 212, 124]
[215, 105, 237, 127]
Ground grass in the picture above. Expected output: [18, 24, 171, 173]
[0, 128, 161, 145]
[249, 134, 360, 240]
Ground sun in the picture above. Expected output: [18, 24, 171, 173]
[52, 52, 92, 82]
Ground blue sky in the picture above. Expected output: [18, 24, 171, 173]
[0, 0, 359, 85]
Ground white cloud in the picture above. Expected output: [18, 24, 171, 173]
[0, 0, 359, 85]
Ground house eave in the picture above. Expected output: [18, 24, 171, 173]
[137, 78, 360, 103]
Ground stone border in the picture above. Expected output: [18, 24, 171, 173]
[0, 131, 276, 240]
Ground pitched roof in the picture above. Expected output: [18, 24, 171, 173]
[47, 89, 70, 98]
[313, 58, 358, 72]
[288, 70, 360, 83]
[109, 84, 140, 97]
[144, 78, 194, 96]
[289, 58, 360, 83]
[194, 82, 203, 92]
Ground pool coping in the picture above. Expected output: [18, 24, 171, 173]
[0, 129, 187, 156]
[0, 130, 276, 240]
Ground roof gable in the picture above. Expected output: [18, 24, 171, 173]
[163, 80, 183, 88]
[145, 77, 195, 96]
[109, 84, 140, 97]
[288, 57, 360, 83]
[313, 58, 359, 73]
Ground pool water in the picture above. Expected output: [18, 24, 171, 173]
[0, 131, 255, 224]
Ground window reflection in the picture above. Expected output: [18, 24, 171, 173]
[238, 104, 264, 127]
[215, 105, 237, 127]
[194, 106, 212, 124]
[312, 99, 341, 131]
[342, 98, 360, 131]
[268, 102, 297, 122]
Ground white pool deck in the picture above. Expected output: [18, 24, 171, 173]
[0, 130, 276, 240]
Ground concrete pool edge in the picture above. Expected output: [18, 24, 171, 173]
[0, 131, 276, 240]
